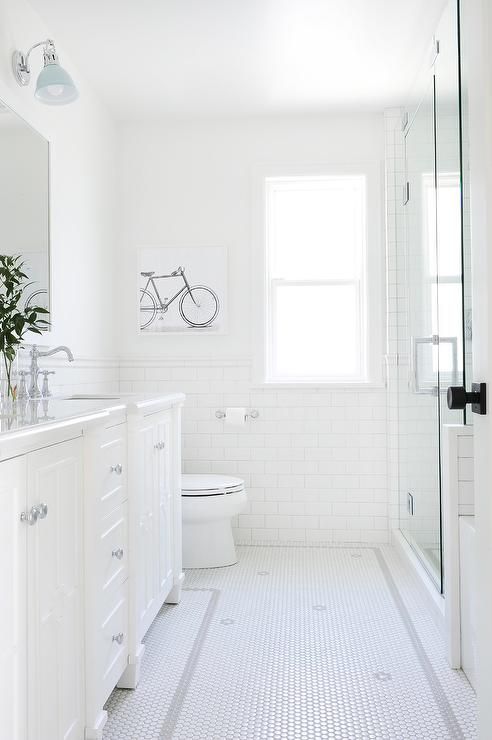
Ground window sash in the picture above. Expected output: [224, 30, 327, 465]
[267, 278, 364, 382]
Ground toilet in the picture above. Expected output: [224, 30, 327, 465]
[181, 473, 247, 568]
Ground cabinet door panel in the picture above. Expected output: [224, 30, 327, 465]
[100, 583, 129, 698]
[98, 432, 127, 519]
[0, 457, 27, 740]
[99, 503, 128, 594]
[135, 421, 158, 638]
[27, 439, 84, 740]
[155, 415, 173, 597]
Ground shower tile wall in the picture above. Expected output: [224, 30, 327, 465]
[119, 361, 388, 544]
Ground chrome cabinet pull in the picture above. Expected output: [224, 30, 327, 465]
[112, 632, 124, 645]
[154, 441, 165, 450]
[112, 548, 124, 560]
[110, 463, 123, 475]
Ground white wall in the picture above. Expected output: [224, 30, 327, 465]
[0, 0, 117, 359]
[118, 115, 389, 544]
[117, 115, 384, 359]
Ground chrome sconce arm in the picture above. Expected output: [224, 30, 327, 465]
[13, 39, 56, 87]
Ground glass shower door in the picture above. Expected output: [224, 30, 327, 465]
[399, 0, 466, 591]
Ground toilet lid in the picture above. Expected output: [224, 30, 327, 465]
[181, 473, 244, 496]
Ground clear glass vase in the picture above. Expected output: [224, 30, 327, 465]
[0, 352, 19, 412]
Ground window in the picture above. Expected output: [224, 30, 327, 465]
[263, 173, 376, 383]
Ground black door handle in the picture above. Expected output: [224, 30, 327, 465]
[447, 383, 486, 415]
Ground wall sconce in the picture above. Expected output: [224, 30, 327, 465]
[12, 39, 78, 105]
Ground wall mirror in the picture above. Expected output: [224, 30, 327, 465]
[0, 98, 50, 325]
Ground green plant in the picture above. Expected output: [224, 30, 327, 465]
[0, 254, 49, 400]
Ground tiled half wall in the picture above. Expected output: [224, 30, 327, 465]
[120, 359, 388, 545]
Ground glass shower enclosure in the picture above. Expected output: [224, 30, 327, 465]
[398, 0, 469, 591]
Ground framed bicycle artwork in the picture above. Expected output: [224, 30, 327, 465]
[138, 246, 227, 334]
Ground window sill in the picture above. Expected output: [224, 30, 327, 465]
[251, 381, 386, 391]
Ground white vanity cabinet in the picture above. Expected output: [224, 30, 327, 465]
[0, 437, 85, 740]
[0, 392, 184, 740]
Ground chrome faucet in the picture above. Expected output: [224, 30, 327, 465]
[28, 344, 74, 398]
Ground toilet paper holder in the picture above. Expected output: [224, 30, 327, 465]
[215, 409, 259, 420]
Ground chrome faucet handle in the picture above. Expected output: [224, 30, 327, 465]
[28, 345, 42, 398]
[41, 370, 55, 398]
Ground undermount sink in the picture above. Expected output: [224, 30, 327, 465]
[57, 393, 122, 401]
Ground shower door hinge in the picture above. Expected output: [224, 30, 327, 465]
[403, 182, 410, 205]
[430, 37, 440, 66]
[431, 334, 439, 345]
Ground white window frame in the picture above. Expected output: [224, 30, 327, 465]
[252, 163, 384, 387]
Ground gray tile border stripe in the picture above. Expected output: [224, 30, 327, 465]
[374, 548, 465, 740]
[157, 549, 466, 740]
[159, 587, 220, 740]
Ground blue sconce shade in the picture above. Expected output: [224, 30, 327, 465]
[35, 62, 78, 105]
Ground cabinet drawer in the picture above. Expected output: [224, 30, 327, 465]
[97, 431, 127, 519]
[99, 504, 128, 595]
[99, 582, 128, 705]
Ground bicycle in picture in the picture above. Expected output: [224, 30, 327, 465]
[139, 266, 220, 330]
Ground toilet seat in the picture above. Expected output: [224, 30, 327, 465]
[182, 473, 244, 497]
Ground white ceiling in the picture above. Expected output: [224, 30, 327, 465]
[28, 0, 447, 120]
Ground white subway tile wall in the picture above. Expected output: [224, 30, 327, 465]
[119, 360, 388, 544]
[17, 353, 120, 398]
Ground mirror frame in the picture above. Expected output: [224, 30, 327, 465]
[0, 95, 52, 336]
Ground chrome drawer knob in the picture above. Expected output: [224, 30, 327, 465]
[112, 632, 124, 645]
[112, 548, 124, 560]
[110, 463, 123, 475]
[20, 506, 39, 526]
[154, 441, 165, 450]
[20, 503, 48, 525]
[37, 503, 48, 519]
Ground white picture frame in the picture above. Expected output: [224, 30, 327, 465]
[137, 245, 227, 334]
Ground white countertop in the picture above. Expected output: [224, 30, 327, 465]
[0, 392, 185, 443]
